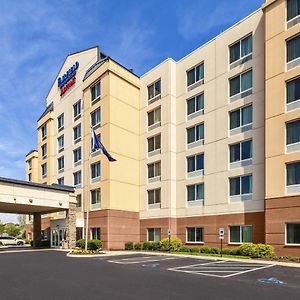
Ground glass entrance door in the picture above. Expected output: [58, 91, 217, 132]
[51, 228, 66, 248]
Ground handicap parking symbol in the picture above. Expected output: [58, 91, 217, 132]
[258, 277, 286, 285]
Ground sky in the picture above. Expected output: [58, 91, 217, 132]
[0, 0, 262, 223]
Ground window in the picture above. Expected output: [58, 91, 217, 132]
[91, 108, 101, 127]
[148, 161, 161, 179]
[57, 177, 64, 185]
[286, 223, 300, 245]
[73, 100, 81, 118]
[57, 156, 64, 171]
[187, 94, 204, 116]
[41, 125, 47, 139]
[73, 147, 81, 163]
[91, 228, 101, 240]
[73, 171, 82, 186]
[230, 175, 253, 196]
[41, 144, 47, 158]
[230, 140, 252, 163]
[288, 0, 300, 21]
[148, 189, 161, 205]
[287, 35, 300, 63]
[148, 228, 161, 242]
[230, 225, 253, 243]
[230, 105, 252, 130]
[41, 163, 47, 177]
[76, 194, 82, 208]
[57, 114, 64, 130]
[91, 162, 101, 179]
[91, 188, 101, 205]
[148, 79, 161, 100]
[148, 135, 161, 153]
[187, 123, 204, 144]
[187, 63, 204, 86]
[91, 82, 101, 102]
[28, 174, 32, 182]
[148, 107, 161, 127]
[57, 135, 64, 151]
[287, 120, 300, 145]
[229, 35, 252, 64]
[187, 154, 204, 173]
[28, 160, 32, 170]
[287, 77, 300, 104]
[187, 183, 204, 202]
[187, 227, 204, 243]
[230, 69, 252, 97]
[73, 124, 81, 141]
[287, 162, 300, 185]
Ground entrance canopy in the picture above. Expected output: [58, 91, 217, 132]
[0, 177, 75, 215]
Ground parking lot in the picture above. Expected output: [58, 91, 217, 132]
[0, 250, 299, 300]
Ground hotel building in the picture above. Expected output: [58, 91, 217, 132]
[25, 0, 300, 256]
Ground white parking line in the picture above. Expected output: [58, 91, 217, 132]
[169, 261, 275, 278]
[108, 256, 178, 264]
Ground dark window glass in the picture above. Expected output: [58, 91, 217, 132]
[287, 77, 300, 103]
[287, 162, 300, 185]
[230, 110, 240, 129]
[241, 105, 252, 125]
[287, 120, 300, 145]
[230, 177, 240, 196]
[230, 41, 240, 63]
[230, 143, 240, 162]
[241, 140, 252, 160]
[241, 35, 252, 57]
[230, 226, 240, 243]
[230, 76, 240, 96]
[187, 227, 203, 242]
[287, 35, 300, 62]
[287, 0, 300, 21]
[287, 223, 300, 244]
[241, 175, 252, 194]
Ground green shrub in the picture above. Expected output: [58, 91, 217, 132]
[199, 246, 211, 254]
[76, 239, 86, 249]
[255, 244, 275, 258]
[221, 248, 231, 255]
[152, 241, 161, 251]
[142, 241, 152, 250]
[160, 237, 182, 252]
[125, 241, 134, 250]
[76, 239, 102, 250]
[179, 246, 191, 252]
[189, 247, 200, 253]
[237, 243, 274, 258]
[134, 242, 142, 250]
[230, 248, 240, 256]
[210, 247, 220, 254]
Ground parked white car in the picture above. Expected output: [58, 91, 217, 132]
[0, 237, 25, 246]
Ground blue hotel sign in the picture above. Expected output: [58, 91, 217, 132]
[58, 61, 79, 96]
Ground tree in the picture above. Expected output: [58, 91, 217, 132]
[5, 223, 21, 237]
[0, 223, 5, 236]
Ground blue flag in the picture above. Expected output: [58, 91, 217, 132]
[91, 128, 116, 162]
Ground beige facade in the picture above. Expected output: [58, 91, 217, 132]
[25, 1, 300, 255]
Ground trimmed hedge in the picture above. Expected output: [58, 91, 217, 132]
[76, 239, 102, 250]
[124, 239, 275, 258]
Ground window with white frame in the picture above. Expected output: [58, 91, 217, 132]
[91, 227, 101, 240]
[73, 171, 81, 186]
[286, 223, 300, 245]
[287, 0, 300, 22]
[76, 194, 82, 208]
[187, 123, 204, 144]
[91, 108, 101, 127]
[91, 162, 101, 179]
[187, 227, 204, 243]
[230, 69, 252, 97]
[287, 77, 300, 105]
[57, 177, 64, 185]
[148, 134, 161, 153]
[90, 188, 101, 206]
[41, 144, 47, 158]
[73, 100, 81, 118]
[28, 160, 32, 170]
[230, 175, 252, 196]
[229, 225, 253, 243]
[57, 156, 64, 171]
[73, 124, 81, 141]
[148, 79, 161, 100]
[187, 154, 204, 173]
[57, 113, 64, 130]
[57, 135, 64, 151]
[187, 63, 204, 87]
[187, 93, 204, 116]
[187, 183, 204, 202]
[148, 107, 161, 127]
[41, 125, 47, 140]
[287, 34, 300, 63]
[91, 82, 101, 102]
[41, 163, 47, 177]
[287, 161, 300, 186]
[148, 189, 161, 205]
[147, 228, 161, 242]
[230, 140, 252, 163]
[229, 34, 252, 64]
[148, 161, 161, 179]
[230, 105, 252, 130]
[73, 147, 81, 163]
[286, 120, 300, 146]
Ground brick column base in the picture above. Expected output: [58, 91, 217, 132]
[66, 203, 76, 249]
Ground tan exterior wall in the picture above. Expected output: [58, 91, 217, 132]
[25, 150, 38, 182]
